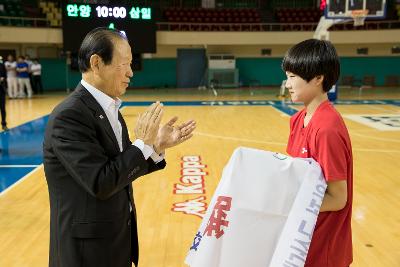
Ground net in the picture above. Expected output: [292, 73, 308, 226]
[351, 9, 369, 26]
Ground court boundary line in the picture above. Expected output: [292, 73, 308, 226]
[0, 165, 42, 197]
[0, 165, 40, 168]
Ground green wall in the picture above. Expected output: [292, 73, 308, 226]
[40, 56, 400, 90]
[236, 57, 400, 86]
[131, 58, 176, 88]
[41, 58, 81, 91]
[41, 58, 177, 90]
[236, 58, 287, 85]
[339, 57, 400, 86]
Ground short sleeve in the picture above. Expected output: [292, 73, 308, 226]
[315, 128, 349, 182]
[286, 111, 301, 155]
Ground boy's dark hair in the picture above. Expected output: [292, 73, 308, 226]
[78, 27, 128, 73]
[282, 39, 340, 92]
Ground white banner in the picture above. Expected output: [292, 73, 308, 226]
[185, 147, 327, 267]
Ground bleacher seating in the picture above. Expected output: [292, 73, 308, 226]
[0, 0, 61, 27]
[275, 8, 322, 23]
[271, 8, 322, 31]
[164, 8, 260, 23]
[39, 1, 62, 27]
[163, 7, 261, 31]
[0, 0, 39, 26]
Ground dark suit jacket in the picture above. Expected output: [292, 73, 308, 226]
[43, 83, 166, 267]
[0, 62, 6, 90]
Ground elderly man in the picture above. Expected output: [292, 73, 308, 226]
[43, 27, 196, 267]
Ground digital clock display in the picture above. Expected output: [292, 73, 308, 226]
[62, 3, 156, 53]
[94, 6, 127, 19]
[65, 4, 152, 20]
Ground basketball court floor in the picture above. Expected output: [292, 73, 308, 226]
[0, 87, 399, 266]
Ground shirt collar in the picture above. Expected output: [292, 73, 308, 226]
[81, 79, 122, 111]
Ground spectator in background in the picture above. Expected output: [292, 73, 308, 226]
[5, 55, 18, 99]
[0, 56, 8, 130]
[25, 55, 33, 95]
[16, 56, 33, 98]
[25, 55, 33, 68]
[31, 58, 43, 94]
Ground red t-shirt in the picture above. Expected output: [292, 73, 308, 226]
[286, 100, 353, 267]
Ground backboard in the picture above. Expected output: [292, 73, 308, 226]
[325, 0, 386, 19]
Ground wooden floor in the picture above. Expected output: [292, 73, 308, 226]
[0, 87, 399, 266]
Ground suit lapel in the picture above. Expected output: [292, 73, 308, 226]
[75, 83, 120, 152]
[118, 111, 137, 216]
[118, 112, 131, 150]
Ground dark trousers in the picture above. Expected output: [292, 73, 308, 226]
[32, 75, 43, 94]
[0, 86, 6, 127]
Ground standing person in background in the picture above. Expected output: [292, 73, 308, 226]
[31, 58, 43, 94]
[16, 56, 33, 98]
[25, 55, 33, 68]
[0, 56, 8, 130]
[25, 55, 33, 95]
[4, 54, 18, 99]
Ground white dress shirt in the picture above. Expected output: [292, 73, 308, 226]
[81, 79, 164, 163]
[30, 63, 42, 76]
[5, 61, 17, 78]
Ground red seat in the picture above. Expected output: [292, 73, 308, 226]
[162, 7, 263, 31]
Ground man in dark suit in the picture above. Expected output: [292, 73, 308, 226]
[43, 28, 196, 267]
[0, 56, 8, 131]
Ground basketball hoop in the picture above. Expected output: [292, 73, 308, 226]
[351, 9, 369, 26]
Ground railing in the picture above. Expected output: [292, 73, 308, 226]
[157, 21, 317, 31]
[134, 0, 261, 8]
[0, 15, 399, 31]
[157, 20, 400, 31]
[330, 20, 400, 30]
[270, 0, 318, 9]
[0, 16, 52, 27]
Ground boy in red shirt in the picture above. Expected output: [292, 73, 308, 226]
[283, 39, 353, 267]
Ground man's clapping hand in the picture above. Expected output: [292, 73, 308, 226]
[153, 116, 196, 154]
[134, 102, 164, 146]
